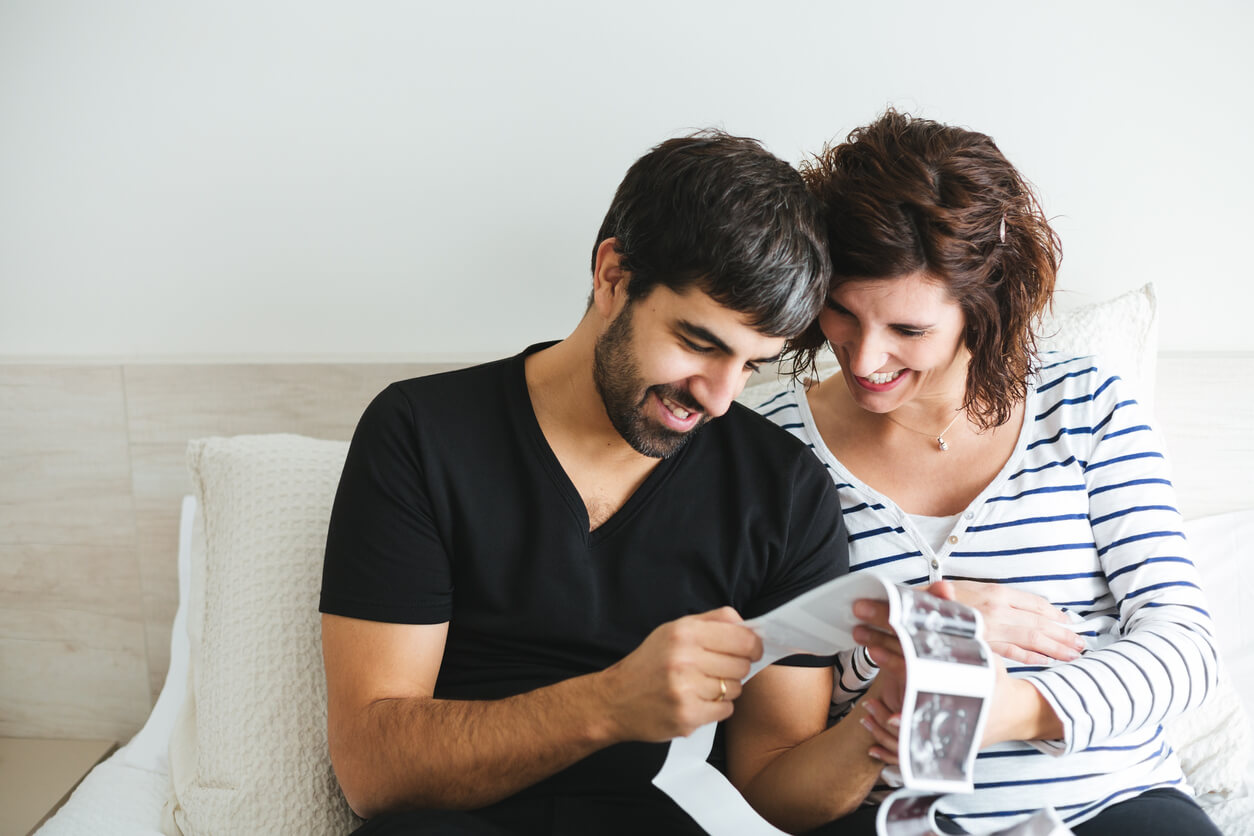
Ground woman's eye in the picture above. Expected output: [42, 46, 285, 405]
[895, 327, 928, 338]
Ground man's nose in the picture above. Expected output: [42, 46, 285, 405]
[694, 359, 751, 418]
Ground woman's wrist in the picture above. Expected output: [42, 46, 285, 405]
[984, 677, 1064, 747]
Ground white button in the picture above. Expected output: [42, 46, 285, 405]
[948, 535, 959, 545]
[964, 511, 974, 520]
[931, 559, 940, 569]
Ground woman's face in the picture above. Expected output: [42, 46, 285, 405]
[819, 271, 970, 413]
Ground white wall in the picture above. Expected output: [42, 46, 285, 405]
[2, 0, 1250, 359]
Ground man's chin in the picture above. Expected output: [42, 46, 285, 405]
[623, 418, 707, 459]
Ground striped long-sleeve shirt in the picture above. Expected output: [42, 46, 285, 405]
[752, 355, 1218, 832]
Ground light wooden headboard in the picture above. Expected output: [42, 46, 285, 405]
[2, 353, 1252, 741]
[0, 361, 458, 740]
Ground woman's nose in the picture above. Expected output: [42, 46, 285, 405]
[845, 335, 889, 377]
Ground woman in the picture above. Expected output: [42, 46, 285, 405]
[756, 111, 1220, 834]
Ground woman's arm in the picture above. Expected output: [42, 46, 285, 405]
[1002, 370, 1218, 754]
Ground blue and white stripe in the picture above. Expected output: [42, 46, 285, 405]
[753, 355, 1218, 832]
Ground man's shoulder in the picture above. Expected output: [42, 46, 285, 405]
[700, 398, 819, 476]
[388, 355, 513, 398]
[375, 355, 518, 421]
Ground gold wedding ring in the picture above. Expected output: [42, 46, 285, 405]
[718, 678, 727, 702]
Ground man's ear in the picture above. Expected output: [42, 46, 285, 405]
[591, 238, 630, 317]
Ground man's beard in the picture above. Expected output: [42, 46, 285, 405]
[593, 303, 708, 459]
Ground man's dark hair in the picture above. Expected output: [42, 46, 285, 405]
[591, 130, 830, 338]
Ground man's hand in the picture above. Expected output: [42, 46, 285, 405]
[597, 606, 763, 742]
[927, 579, 1085, 665]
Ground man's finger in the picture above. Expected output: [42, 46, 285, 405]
[693, 606, 744, 624]
[703, 674, 744, 703]
[698, 649, 757, 683]
[679, 617, 763, 660]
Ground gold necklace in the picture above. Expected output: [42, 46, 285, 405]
[884, 409, 963, 452]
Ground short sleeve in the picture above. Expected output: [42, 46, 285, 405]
[763, 450, 850, 668]
[320, 383, 453, 624]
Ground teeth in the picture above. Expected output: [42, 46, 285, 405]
[866, 370, 903, 385]
[662, 397, 691, 419]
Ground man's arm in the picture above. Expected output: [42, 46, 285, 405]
[322, 607, 763, 819]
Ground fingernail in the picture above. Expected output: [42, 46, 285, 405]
[887, 716, 901, 728]
[868, 749, 883, 761]
[860, 718, 874, 732]
[853, 601, 873, 619]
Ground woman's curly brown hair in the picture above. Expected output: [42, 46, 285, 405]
[787, 110, 1062, 430]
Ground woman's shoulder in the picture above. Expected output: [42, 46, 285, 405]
[1033, 352, 1136, 402]
[1029, 353, 1156, 450]
[738, 375, 804, 421]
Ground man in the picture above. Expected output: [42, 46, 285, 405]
[320, 131, 898, 834]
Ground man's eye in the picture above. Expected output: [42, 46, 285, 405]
[824, 298, 850, 314]
[683, 339, 712, 353]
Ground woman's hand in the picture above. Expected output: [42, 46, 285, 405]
[852, 598, 907, 684]
[851, 599, 908, 765]
[927, 579, 1085, 665]
[858, 690, 901, 765]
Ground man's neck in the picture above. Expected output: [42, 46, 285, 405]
[524, 332, 643, 466]
[524, 330, 664, 530]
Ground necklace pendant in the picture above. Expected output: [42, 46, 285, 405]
[937, 436, 949, 452]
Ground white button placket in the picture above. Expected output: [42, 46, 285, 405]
[933, 512, 974, 582]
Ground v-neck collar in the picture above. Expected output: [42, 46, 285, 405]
[507, 343, 689, 545]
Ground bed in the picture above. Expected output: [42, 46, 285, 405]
[21, 285, 1254, 835]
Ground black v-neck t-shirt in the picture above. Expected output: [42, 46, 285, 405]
[321, 344, 848, 815]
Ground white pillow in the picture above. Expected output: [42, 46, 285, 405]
[738, 282, 1160, 411]
[118, 495, 196, 774]
[1036, 282, 1158, 412]
[167, 435, 359, 835]
[1170, 509, 1254, 801]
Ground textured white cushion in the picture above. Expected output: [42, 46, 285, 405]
[1037, 282, 1158, 412]
[167, 435, 358, 835]
[117, 496, 196, 775]
[1173, 510, 1254, 805]
[1166, 676, 1251, 806]
[34, 755, 172, 836]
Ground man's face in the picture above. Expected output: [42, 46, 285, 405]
[593, 285, 786, 458]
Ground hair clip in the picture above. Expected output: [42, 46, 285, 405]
[999, 215, 1007, 243]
